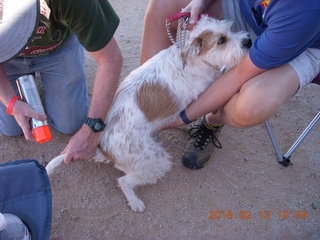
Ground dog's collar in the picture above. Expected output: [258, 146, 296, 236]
[202, 59, 228, 73]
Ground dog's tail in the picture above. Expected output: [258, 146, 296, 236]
[45, 148, 109, 176]
[46, 154, 65, 176]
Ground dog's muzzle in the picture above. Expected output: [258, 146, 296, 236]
[242, 38, 252, 48]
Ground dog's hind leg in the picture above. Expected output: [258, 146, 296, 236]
[117, 153, 172, 212]
[118, 174, 146, 212]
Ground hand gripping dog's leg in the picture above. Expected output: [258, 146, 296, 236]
[46, 148, 107, 176]
[46, 154, 65, 176]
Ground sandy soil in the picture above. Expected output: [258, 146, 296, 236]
[1, 0, 320, 239]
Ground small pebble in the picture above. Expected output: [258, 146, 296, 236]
[71, 216, 80, 222]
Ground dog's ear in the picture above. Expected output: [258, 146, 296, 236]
[194, 30, 216, 55]
[181, 30, 215, 67]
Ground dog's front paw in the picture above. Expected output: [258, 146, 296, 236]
[128, 198, 145, 212]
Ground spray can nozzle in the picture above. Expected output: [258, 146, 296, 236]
[16, 74, 52, 144]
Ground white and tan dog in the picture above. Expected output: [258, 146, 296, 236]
[46, 16, 251, 212]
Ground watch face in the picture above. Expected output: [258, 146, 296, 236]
[94, 121, 103, 131]
[86, 118, 105, 132]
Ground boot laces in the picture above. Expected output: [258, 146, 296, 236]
[188, 124, 222, 150]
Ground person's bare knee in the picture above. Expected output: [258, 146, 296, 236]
[224, 98, 273, 128]
[222, 66, 300, 128]
[144, 0, 170, 21]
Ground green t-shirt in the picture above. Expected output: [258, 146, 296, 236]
[19, 0, 119, 57]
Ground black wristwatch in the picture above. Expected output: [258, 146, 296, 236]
[85, 117, 106, 132]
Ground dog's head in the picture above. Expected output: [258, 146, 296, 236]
[181, 16, 251, 71]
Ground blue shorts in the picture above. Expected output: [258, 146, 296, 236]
[0, 34, 89, 136]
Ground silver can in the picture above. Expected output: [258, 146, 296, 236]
[16, 74, 49, 129]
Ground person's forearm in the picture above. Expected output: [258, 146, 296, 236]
[185, 67, 243, 121]
[0, 65, 17, 107]
[88, 60, 122, 120]
[184, 54, 265, 121]
[87, 38, 123, 121]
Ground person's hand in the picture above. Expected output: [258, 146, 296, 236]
[62, 124, 100, 164]
[183, 0, 213, 25]
[12, 100, 47, 141]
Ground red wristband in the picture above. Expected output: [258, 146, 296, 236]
[6, 96, 20, 115]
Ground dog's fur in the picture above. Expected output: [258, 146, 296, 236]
[46, 16, 250, 212]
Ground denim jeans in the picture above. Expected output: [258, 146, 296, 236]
[0, 35, 89, 136]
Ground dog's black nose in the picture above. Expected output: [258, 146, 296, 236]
[242, 38, 252, 48]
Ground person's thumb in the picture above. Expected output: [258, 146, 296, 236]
[30, 110, 47, 122]
[23, 104, 47, 121]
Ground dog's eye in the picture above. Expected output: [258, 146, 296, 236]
[217, 36, 227, 45]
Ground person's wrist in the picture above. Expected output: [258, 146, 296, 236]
[6, 96, 20, 115]
[84, 117, 106, 133]
[180, 109, 192, 125]
[82, 123, 98, 135]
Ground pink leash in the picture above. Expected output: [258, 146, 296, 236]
[165, 12, 214, 49]
[166, 12, 191, 23]
[166, 12, 213, 23]
[165, 12, 191, 49]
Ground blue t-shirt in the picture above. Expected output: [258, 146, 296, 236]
[239, 0, 320, 69]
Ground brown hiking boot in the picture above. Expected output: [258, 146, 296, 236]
[182, 117, 223, 169]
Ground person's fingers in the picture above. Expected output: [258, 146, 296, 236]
[62, 146, 84, 164]
[20, 120, 34, 141]
[61, 146, 72, 164]
[189, 6, 202, 25]
[13, 113, 34, 141]
[64, 152, 73, 164]
[13, 100, 47, 121]
[31, 111, 47, 121]
[64, 153, 86, 164]
[25, 108, 47, 121]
